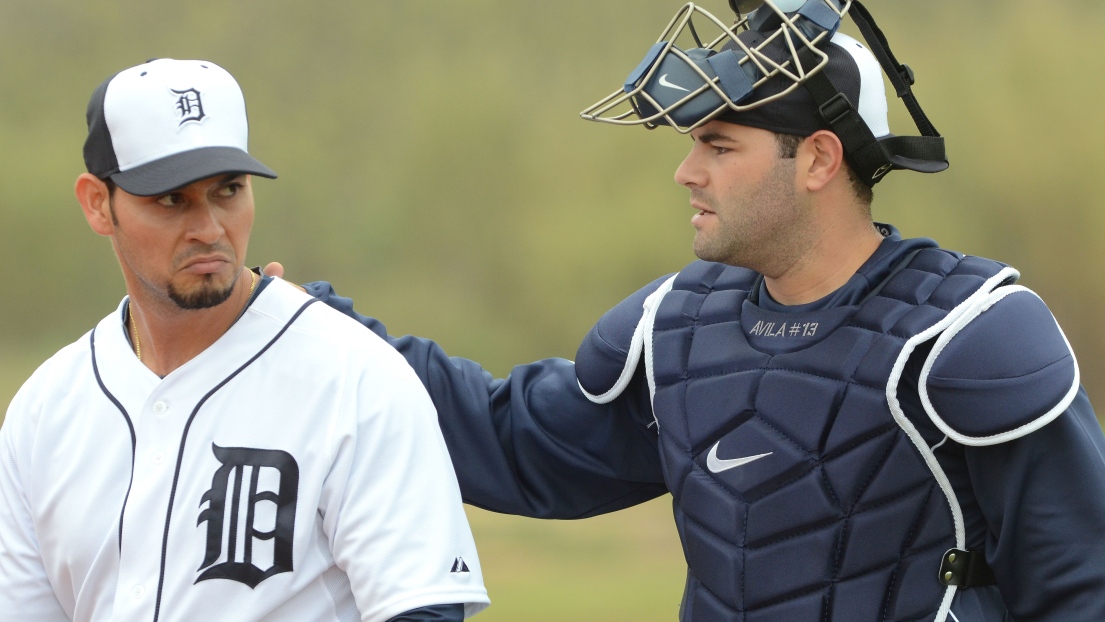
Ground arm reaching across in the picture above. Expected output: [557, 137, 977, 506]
[302, 280, 668, 519]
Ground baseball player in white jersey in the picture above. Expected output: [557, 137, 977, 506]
[0, 59, 489, 622]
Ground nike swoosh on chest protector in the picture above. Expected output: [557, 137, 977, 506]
[706, 442, 773, 473]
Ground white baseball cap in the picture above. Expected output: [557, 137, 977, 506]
[83, 58, 276, 196]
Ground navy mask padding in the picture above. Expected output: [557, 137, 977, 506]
[631, 47, 765, 127]
[624, 42, 668, 94]
[716, 31, 863, 137]
[622, 1, 845, 130]
[636, 48, 724, 127]
[747, 0, 842, 35]
[797, 0, 843, 35]
[707, 50, 758, 104]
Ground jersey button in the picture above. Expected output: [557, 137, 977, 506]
[153, 401, 169, 415]
[132, 585, 145, 599]
[153, 452, 165, 465]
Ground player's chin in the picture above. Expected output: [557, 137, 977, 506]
[693, 234, 725, 263]
[167, 274, 238, 310]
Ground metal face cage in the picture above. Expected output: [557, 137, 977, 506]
[580, 0, 851, 134]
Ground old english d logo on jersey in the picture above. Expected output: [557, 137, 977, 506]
[196, 444, 299, 588]
[171, 87, 205, 125]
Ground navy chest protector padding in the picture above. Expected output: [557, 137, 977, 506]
[576, 250, 1078, 621]
[921, 287, 1079, 444]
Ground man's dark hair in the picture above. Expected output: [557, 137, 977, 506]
[773, 133, 874, 206]
[103, 178, 119, 225]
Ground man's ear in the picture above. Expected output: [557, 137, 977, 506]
[799, 130, 846, 192]
[74, 173, 115, 236]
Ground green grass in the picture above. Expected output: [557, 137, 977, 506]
[466, 500, 686, 621]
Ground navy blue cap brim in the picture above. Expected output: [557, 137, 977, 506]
[109, 146, 277, 196]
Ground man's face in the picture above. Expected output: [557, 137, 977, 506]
[108, 174, 254, 310]
[675, 121, 809, 276]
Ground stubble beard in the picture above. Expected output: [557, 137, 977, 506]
[692, 158, 809, 276]
[167, 271, 241, 310]
[166, 243, 243, 310]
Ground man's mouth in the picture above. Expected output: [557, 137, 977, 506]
[689, 196, 715, 215]
[180, 255, 231, 275]
[690, 201, 715, 218]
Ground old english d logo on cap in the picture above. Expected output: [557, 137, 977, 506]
[82, 59, 276, 196]
[171, 87, 206, 125]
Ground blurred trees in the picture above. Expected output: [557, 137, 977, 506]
[2, 1, 1104, 402]
[2, 2, 1103, 619]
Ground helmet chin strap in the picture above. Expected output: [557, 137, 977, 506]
[790, 0, 947, 185]
[848, 1, 939, 137]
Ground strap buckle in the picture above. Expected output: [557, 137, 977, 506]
[898, 63, 916, 86]
[939, 548, 997, 588]
[817, 92, 854, 126]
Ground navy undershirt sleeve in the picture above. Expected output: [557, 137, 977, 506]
[964, 389, 1105, 620]
[900, 346, 1105, 618]
[387, 604, 465, 622]
[304, 281, 668, 519]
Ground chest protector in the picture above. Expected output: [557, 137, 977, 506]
[577, 248, 1079, 622]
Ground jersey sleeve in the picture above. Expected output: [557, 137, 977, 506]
[0, 388, 69, 621]
[304, 281, 668, 519]
[321, 350, 489, 622]
[965, 388, 1105, 620]
[387, 603, 464, 621]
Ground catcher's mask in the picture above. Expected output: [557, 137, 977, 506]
[580, 0, 946, 185]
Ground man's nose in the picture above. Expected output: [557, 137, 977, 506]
[675, 149, 705, 188]
[186, 201, 225, 244]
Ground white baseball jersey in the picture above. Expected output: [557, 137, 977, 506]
[0, 278, 489, 622]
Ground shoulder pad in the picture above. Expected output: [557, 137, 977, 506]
[576, 274, 675, 403]
[920, 285, 1079, 445]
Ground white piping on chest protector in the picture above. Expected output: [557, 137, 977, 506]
[641, 276, 677, 430]
[578, 276, 677, 434]
[885, 265, 1019, 622]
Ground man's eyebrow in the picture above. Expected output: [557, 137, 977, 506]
[696, 131, 737, 144]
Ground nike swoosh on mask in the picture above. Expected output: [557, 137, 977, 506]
[658, 74, 691, 92]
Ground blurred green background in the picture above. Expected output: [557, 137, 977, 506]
[2, 1, 1104, 619]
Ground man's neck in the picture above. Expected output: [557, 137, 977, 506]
[127, 269, 256, 376]
[763, 221, 884, 306]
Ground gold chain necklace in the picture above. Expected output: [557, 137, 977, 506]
[129, 304, 141, 360]
[129, 270, 257, 361]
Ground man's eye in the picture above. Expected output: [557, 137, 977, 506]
[216, 183, 242, 198]
[156, 193, 185, 207]
[712, 146, 730, 155]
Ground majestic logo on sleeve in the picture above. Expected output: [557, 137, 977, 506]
[196, 444, 299, 589]
[171, 87, 206, 125]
